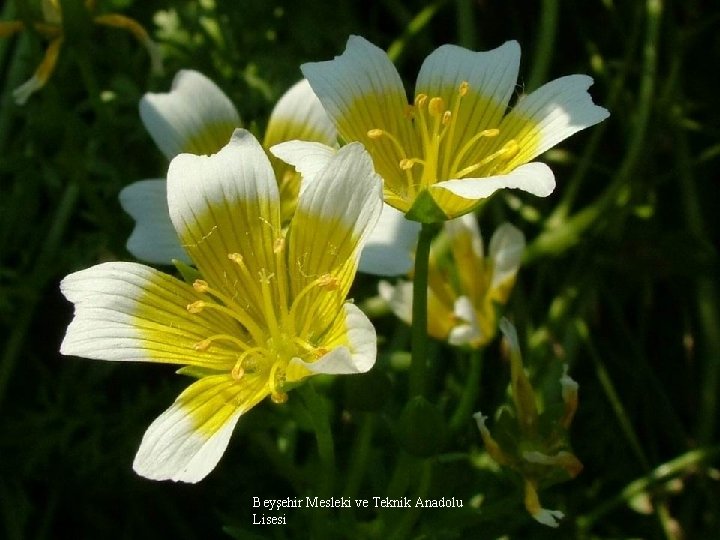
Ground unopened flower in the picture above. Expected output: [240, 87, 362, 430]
[0, 0, 161, 105]
[61, 130, 383, 482]
[379, 215, 524, 347]
[474, 319, 582, 527]
[302, 35, 609, 222]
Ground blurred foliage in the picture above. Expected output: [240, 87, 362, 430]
[1, 0, 719, 538]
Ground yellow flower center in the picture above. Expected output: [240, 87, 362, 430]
[367, 82, 519, 198]
[184, 243, 339, 403]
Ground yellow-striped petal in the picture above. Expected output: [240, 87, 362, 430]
[301, 35, 417, 199]
[60, 262, 240, 369]
[133, 373, 268, 482]
[167, 129, 281, 316]
[140, 70, 240, 158]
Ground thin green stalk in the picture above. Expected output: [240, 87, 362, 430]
[0, 181, 80, 413]
[449, 348, 482, 432]
[527, 0, 662, 262]
[409, 222, 436, 398]
[387, 0, 448, 63]
[577, 445, 720, 532]
[676, 130, 720, 444]
[298, 383, 336, 496]
[388, 459, 432, 540]
[455, 0, 476, 50]
[527, 0, 559, 92]
[343, 413, 376, 500]
[574, 318, 650, 471]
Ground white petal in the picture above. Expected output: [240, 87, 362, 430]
[448, 296, 481, 346]
[140, 70, 240, 159]
[289, 303, 376, 375]
[133, 374, 266, 483]
[488, 223, 525, 289]
[433, 161, 556, 200]
[119, 179, 189, 265]
[291, 142, 383, 259]
[60, 262, 236, 367]
[359, 204, 420, 276]
[301, 35, 409, 142]
[167, 128, 280, 288]
[416, 41, 521, 130]
[264, 79, 337, 148]
[378, 280, 413, 325]
[532, 508, 565, 528]
[269, 140, 336, 188]
[501, 74, 610, 166]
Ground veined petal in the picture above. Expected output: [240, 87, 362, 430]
[167, 129, 281, 304]
[416, 41, 521, 159]
[432, 161, 556, 216]
[488, 223, 525, 290]
[140, 70, 240, 159]
[270, 140, 336, 190]
[301, 35, 417, 196]
[288, 142, 383, 322]
[498, 74, 610, 170]
[287, 303, 376, 380]
[359, 204, 420, 276]
[264, 79, 337, 148]
[60, 262, 240, 368]
[133, 374, 268, 482]
[119, 179, 188, 265]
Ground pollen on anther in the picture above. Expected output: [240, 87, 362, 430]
[459, 81, 469, 96]
[399, 158, 414, 170]
[231, 364, 245, 380]
[187, 300, 205, 313]
[193, 279, 209, 293]
[193, 338, 211, 351]
[273, 236, 285, 254]
[317, 273, 339, 290]
[428, 97, 445, 117]
[367, 129, 384, 139]
[271, 391, 288, 404]
[228, 252, 243, 264]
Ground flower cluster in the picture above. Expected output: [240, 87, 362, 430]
[58, 32, 607, 518]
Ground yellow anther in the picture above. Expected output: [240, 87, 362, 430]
[187, 300, 205, 314]
[193, 338, 211, 351]
[193, 279, 209, 293]
[414, 93, 428, 108]
[259, 269, 274, 284]
[317, 273, 339, 290]
[399, 158, 415, 170]
[442, 111, 452, 125]
[459, 81, 469, 96]
[231, 363, 245, 380]
[271, 391, 288, 404]
[228, 252, 243, 264]
[428, 96, 445, 118]
[273, 236, 285, 254]
[482, 128, 500, 137]
[367, 128, 384, 139]
[314, 346, 329, 359]
[501, 139, 519, 158]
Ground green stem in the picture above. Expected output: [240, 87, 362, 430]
[409, 222, 436, 398]
[527, 0, 559, 92]
[343, 413, 376, 500]
[576, 445, 720, 532]
[298, 383, 336, 496]
[455, 0, 476, 49]
[449, 348, 483, 432]
[387, 0, 448, 63]
[388, 459, 432, 540]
